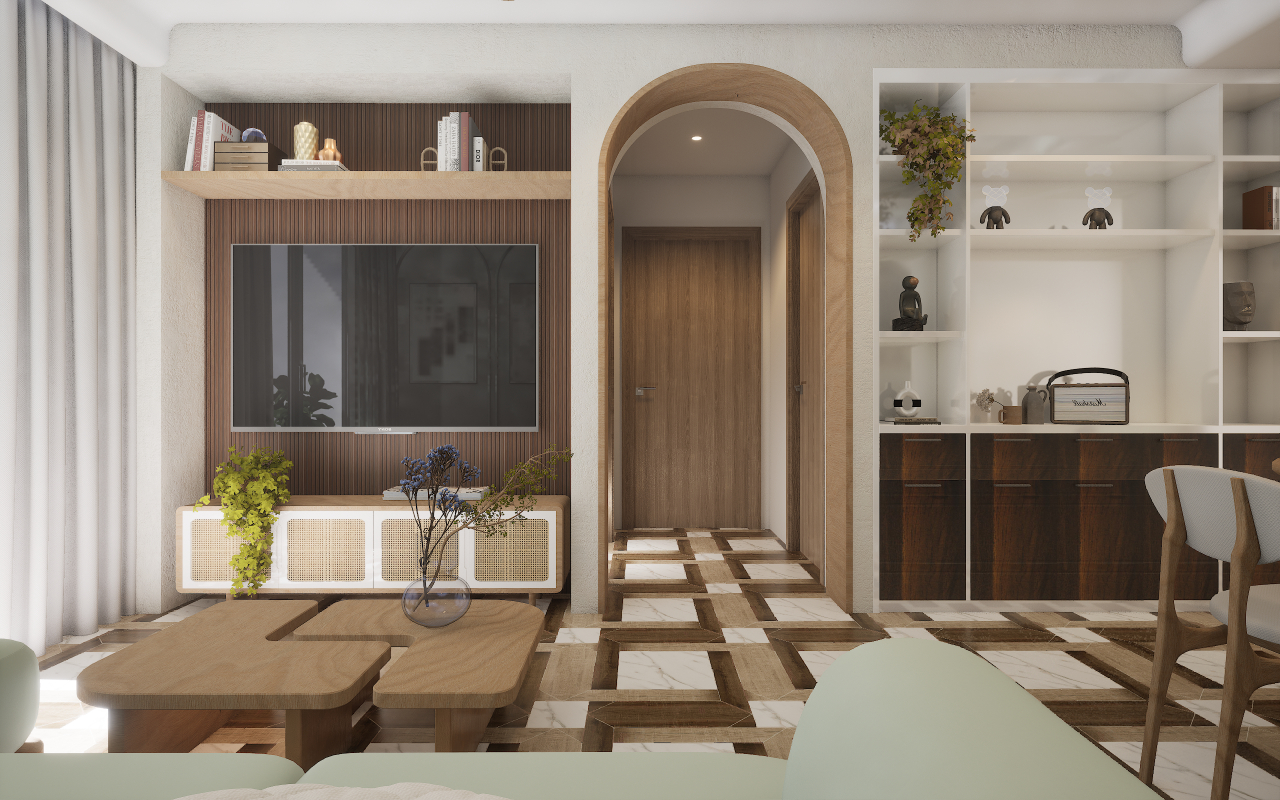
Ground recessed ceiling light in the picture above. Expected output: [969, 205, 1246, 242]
[691, 136, 702, 141]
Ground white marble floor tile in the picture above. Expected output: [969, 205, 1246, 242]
[765, 597, 850, 622]
[686, 532, 713, 537]
[694, 553, 724, 561]
[926, 612, 1007, 622]
[624, 563, 688, 580]
[706, 584, 743, 594]
[1079, 612, 1156, 622]
[617, 651, 718, 690]
[527, 701, 590, 728]
[884, 627, 936, 640]
[1177, 651, 1280, 689]
[61, 631, 106, 645]
[749, 700, 806, 727]
[624, 539, 681, 552]
[727, 539, 785, 552]
[797, 651, 844, 679]
[980, 651, 1120, 690]
[1047, 627, 1110, 643]
[621, 598, 700, 622]
[723, 628, 770, 643]
[61, 706, 108, 732]
[612, 742, 735, 753]
[554, 628, 601, 644]
[1104, 741, 1280, 800]
[40, 651, 112, 681]
[535, 599, 551, 613]
[632, 527, 675, 531]
[743, 564, 812, 581]
[1178, 699, 1275, 728]
[39, 679, 82, 704]
[33, 726, 107, 753]
[154, 597, 222, 622]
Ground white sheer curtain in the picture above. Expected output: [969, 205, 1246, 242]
[0, 0, 136, 655]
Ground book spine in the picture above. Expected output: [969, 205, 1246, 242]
[192, 111, 207, 171]
[459, 112, 470, 171]
[183, 116, 197, 171]
[218, 116, 240, 145]
[473, 136, 484, 171]
[1274, 186, 1278, 230]
[450, 112, 460, 170]
[199, 111, 219, 172]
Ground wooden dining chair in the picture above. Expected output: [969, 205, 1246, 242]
[1141, 465, 1280, 800]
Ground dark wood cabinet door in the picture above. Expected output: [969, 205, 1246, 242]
[880, 480, 965, 600]
[1223, 434, 1280, 587]
[880, 434, 966, 481]
[971, 481, 1077, 600]
[971, 434, 1077, 481]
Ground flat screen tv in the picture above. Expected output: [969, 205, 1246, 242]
[230, 244, 538, 432]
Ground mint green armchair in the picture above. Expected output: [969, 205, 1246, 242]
[0, 638, 39, 752]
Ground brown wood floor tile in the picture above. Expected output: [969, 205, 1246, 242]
[603, 629, 723, 643]
[929, 627, 1061, 643]
[589, 702, 751, 728]
[768, 628, 886, 643]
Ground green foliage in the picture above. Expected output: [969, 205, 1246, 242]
[470, 445, 574, 537]
[193, 446, 293, 596]
[272, 372, 337, 427]
[879, 103, 975, 242]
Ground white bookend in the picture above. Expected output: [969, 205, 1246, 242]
[183, 116, 197, 171]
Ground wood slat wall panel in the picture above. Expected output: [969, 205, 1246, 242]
[205, 199, 571, 496]
[203, 104, 570, 172]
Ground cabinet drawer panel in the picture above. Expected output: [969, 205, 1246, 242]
[880, 434, 966, 481]
[879, 480, 965, 601]
[971, 434, 1077, 481]
[974, 433, 1217, 481]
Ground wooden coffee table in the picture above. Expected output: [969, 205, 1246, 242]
[292, 599, 544, 752]
[77, 600, 389, 770]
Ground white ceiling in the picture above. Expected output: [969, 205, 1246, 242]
[615, 109, 794, 177]
[40, 0, 1280, 69]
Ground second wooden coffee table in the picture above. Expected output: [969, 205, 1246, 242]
[292, 599, 544, 752]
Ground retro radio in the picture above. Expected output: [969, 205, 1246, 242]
[1047, 368, 1130, 425]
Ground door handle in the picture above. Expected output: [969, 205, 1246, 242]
[635, 386, 657, 396]
[794, 381, 806, 394]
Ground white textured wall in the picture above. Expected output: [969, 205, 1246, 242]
[142, 23, 1185, 613]
[134, 72, 205, 613]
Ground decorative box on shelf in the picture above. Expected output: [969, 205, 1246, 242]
[212, 141, 284, 172]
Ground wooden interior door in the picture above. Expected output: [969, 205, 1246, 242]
[620, 227, 761, 529]
[787, 172, 825, 572]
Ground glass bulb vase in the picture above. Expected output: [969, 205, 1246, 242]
[401, 559, 471, 628]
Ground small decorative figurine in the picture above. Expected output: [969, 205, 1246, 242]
[894, 381, 922, 417]
[892, 275, 929, 331]
[317, 138, 343, 164]
[241, 128, 267, 143]
[293, 121, 318, 161]
[1082, 187, 1115, 229]
[1224, 281, 1256, 331]
[980, 185, 1010, 229]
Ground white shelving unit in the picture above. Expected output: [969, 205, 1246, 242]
[875, 70, 1280, 432]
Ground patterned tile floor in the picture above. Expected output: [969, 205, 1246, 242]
[29, 528, 1280, 799]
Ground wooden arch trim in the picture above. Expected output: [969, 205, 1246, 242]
[597, 63, 854, 611]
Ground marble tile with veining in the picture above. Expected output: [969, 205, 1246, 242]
[727, 539, 786, 552]
[706, 584, 743, 594]
[621, 598, 700, 622]
[617, 651, 718, 690]
[624, 563, 688, 580]
[749, 700, 806, 728]
[884, 627, 937, 640]
[743, 564, 812, 581]
[797, 651, 844, 679]
[154, 597, 222, 622]
[723, 627, 770, 643]
[526, 701, 590, 728]
[926, 612, 1007, 622]
[1103, 741, 1280, 800]
[1046, 627, 1110, 643]
[979, 651, 1121, 690]
[554, 628, 601, 644]
[686, 531, 713, 537]
[694, 553, 725, 561]
[624, 539, 681, 552]
[764, 598, 851, 622]
[1177, 651, 1280, 689]
[612, 742, 735, 753]
[1177, 699, 1275, 728]
[39, 651, 113, 681]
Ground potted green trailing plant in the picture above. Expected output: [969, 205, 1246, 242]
[398, 443, 572, 627]
[193, 446, 293, 597]
[880, 102, 975, 242]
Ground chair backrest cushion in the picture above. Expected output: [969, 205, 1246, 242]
[1145, 466, 1280, 564]
[0, 638, 40, 753]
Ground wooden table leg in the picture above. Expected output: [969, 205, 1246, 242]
[435, 707, 494, 752]
[285, 707, 352, 771]
[108, 708, 232, 753]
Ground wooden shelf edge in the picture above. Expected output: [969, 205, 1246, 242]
[161, 170, 572, 201]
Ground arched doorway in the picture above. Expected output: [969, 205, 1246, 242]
[597, 64, 854, 611]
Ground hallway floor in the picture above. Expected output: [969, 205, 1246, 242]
[32, 528, 1280, 799]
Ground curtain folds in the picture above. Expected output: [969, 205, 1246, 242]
[0, 0, 137, 655]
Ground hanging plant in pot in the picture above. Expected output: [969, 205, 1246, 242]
[399, 443, 572, 627]
[879, 102, 975, 242]
[193, 446, 293, 598]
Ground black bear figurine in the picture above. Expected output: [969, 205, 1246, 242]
[980, 206, 1010, 229]
[1082, 207, 1114, 229]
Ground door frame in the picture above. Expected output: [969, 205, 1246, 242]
[785, 170, 823, 561]
[598, 64, 854, 612]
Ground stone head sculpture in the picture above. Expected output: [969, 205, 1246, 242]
[1224, 281, 1256, 331]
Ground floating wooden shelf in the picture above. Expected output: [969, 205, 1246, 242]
[161, 170, 571, 201]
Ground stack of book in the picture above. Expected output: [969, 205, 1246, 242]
[1243, 186, 1280, 230]
[212, 142, 284, 171]
[436, 111, 488, 171]
[278, 159, 349, 172]
[183, 110, 240, 171]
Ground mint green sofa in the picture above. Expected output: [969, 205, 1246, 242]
[2, 637, 1158, 799]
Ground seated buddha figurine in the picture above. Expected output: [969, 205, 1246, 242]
[892, 276, 929, 331]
